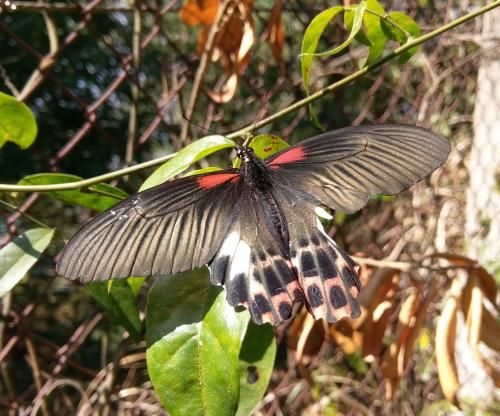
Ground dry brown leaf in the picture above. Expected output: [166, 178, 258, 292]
[266, 0, 285, 63]
[362, 300, 394, 359]
[382, 293, 421, 374]
[481, 306, 500, 351]
[466, 284, 483, 349]
[359, 267, 400, 310]
[402, 285, 436, 369]
[330, 320, 363, 354]
[287, 309, 325, 358]
[473, 267, 498, 305]
[206, 72, 238, 103]
[435, 278, 461, 407]
[180, 0, 219, 26]
[429, 252, 477, 267]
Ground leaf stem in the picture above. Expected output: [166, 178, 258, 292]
[0, 199, 52, 230]
[0, 0, 498, 193]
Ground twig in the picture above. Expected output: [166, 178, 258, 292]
[179, 0, 231, 144]
[0, 0, 498, 193]
[0, 198, 50, 230]
[25, 338, 50, 416]
[3, 2, 139, 13]
[0, 152, 177, 192]
[17, 5, 59, 101]
[125, 0, 142, 167]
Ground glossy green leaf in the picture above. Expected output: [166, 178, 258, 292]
[363, 0, 388, 64]
[304, 2, 366, 59]
[146, 268, 250, 416]
[249, 134, 289, 160]
[301, 5, 344, 97]
[183, 166, 223, 177]
[87, 277, 144, 342]
[19, 173, 128, 212]
[0, 92, 37, 149]
[140, 135, 236, 191]
[344, 9, 371, 46]
[381, 12, 421, 63]
[236, 322, 276, 416]
[0, 228, 54, 297]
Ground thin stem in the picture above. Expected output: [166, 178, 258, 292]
[0, 0, 498, 193]
[0, 198, 52, 230]
[0, 153, 176, 192]
[125, 0, 142, 167]
[179, 0, 231, 144]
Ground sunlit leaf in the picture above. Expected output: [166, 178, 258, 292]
[87, 278, 144, 342]
[304, 2, 366, 59]
[146, 268, 250, 416]
[0, 228, 54, 297]
[436, 278, 461, 407]
[183, 166, 223, 177]
[249, 134, 289, 160]
[363, 0, 388, 64]
[380, 12, 421, 63]
[140, 135, 235, 191]
[236, 322, 276, 416]
[0, 92, 37, 149]
[300, 5, 344, 97]
[19, 173, 128, 212]
[180, 0, 219, 26]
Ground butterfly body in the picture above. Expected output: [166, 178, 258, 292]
[56, 124, 450, 326]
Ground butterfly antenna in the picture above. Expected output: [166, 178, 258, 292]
[242, 90, 271, 147]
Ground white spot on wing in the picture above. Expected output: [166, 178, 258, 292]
[314, 206, 333, 220]
[316, 217, 340, 249]
[229, 239, 251, 281]
[219, 231, 241, 256]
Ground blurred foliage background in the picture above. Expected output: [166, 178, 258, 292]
[0, 0, 499, 415]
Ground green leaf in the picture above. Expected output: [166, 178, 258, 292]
[0, 228, 54, 297]
[183, 166, 223, 177]
[87, 277, 144, 342]
[236, 322, 276, 416]
[305, 2, 367, 59]
[146, 268, 250, 416]
[301, 5, 344, 97]
[19, 173, 128, 212]
[301, 4, 366, 127]
[381, 12, 421, 63]
[0, 92, 37, 149]
[363, 0, 388, 64]
[140, 135, 236, 191]
[248, 134, 289, 160]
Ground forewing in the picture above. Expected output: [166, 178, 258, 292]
[56, 170, 241, 282]
[267, 124, 450, 213]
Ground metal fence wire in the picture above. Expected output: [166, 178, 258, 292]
[0, 1, 499, 414]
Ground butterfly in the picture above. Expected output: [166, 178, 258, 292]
[56, 124, 450, 326]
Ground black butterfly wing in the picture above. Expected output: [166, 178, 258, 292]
[56, 170, 242, 282]
[271, 185, 361, 323]
[209, 182, 361, 326]
[210, 188, 300, 325]
[266, 124, 450, 213]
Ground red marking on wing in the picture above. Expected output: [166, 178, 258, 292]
[269, 145, 307, 166]
[197, 173, 239, 189]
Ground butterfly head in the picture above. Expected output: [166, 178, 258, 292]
[236, 146, 255, 163]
